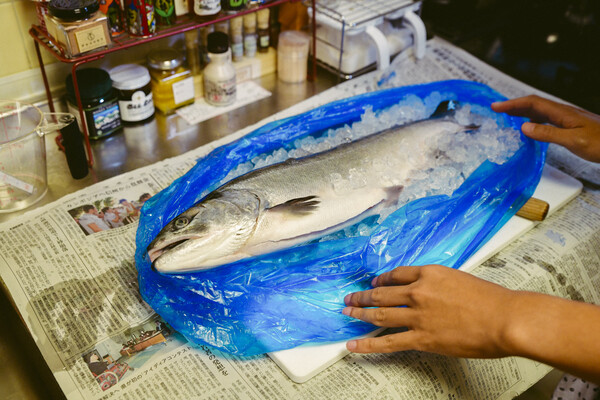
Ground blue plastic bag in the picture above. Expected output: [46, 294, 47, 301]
[135, 80, 547, 356]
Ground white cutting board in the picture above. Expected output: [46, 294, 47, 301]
[268, 165, 582, 383]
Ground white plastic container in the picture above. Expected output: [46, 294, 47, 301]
[277, 31, 310, 83]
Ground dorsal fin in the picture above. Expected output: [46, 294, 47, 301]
[430, 100, 459, 118]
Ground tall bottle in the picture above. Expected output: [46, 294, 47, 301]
[155, 0, 175, 26]
[203, 31, 236, 106]
[256, 8, 269, 52]
[243, 12, 257, 58]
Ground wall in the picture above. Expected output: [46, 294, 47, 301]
[0, 0, 184, 105]
[0, 0, 72, 103]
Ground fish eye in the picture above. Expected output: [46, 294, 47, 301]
[173, 217, 189, 230]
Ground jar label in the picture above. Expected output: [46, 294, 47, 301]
[204, 76, 236, 106]
[75, 25, 108, 53]
[119, 91, 155, 122]
[194, 0, 220, 16]
[259, 35, 269, 48]
[172, 77, 195, 105]
[67, 100, 122, 139]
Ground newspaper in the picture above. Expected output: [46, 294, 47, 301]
[1, 36, 599, 400]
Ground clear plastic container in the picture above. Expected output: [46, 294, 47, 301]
[277, 30, 310, 83]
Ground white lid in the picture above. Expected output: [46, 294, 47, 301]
[109, 64, 151, 90]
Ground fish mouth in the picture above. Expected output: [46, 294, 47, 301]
[147, 238, 189, 264]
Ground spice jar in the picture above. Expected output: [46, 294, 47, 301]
[204, 31, 236, 106]
[109, 64, 155, 123]
[243, 12, 257, 58]
[44, 0, 111, 57]
[256, 8, 270, 52]
[147, 49, 195, 114]
[229, 16, 243, 62]
[65, 68, 122, 140]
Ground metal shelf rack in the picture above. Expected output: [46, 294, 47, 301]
[30, 0, 317, 166]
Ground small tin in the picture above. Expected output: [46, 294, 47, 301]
[109, 64, 155, 123]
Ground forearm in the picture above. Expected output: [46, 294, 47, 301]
[502, 291, 600, 384]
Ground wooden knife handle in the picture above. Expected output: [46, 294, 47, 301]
[516, 197, 550, 221]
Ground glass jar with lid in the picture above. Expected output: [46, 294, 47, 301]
[147, 49, 195, 114]
[44, 0, 111, 57]
[65, 68, 122, 139]
[109, 64, 155, 124]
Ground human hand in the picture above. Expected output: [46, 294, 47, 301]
[342, 265, 514, 358]
[491, 95, 600, 163]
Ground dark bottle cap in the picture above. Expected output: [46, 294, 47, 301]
[65, 68, 113, 102]
[207, 31, 230, 54]
[49, 0, 99, 21]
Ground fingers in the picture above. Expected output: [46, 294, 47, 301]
[491, 95, 575, 127]
[344, 285, 412, 308]
[343, 305, 413, 328]
[372, 265, 422, 287]
[344, 266, 424, 308]
[347, 331, 416, 353]
[345, 265, 444, 307]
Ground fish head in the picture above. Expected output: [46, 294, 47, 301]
[147, 189, 262, 273]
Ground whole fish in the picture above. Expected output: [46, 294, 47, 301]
[147, 101, 477, 273]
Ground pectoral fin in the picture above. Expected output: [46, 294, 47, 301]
[268, 196, 320, 215]
[383, 185, 404, 207]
